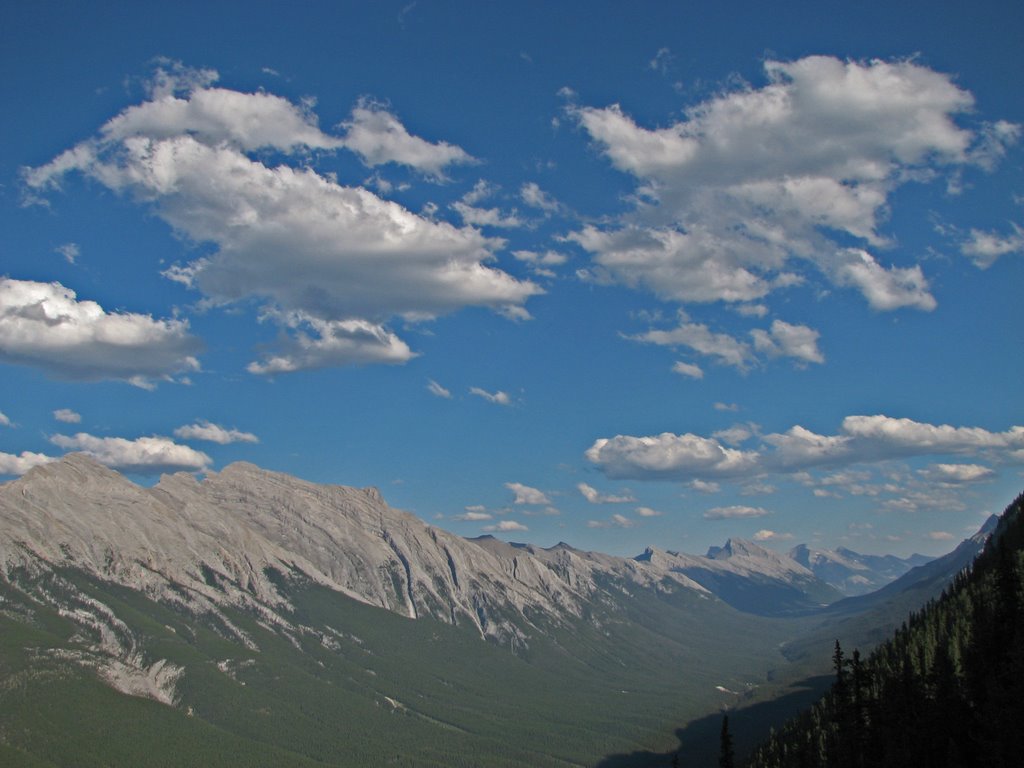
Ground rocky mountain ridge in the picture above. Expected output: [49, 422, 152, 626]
[788, 543, 931, 596]
[0, 454, 708, 646]
[0, 453, 998, 765]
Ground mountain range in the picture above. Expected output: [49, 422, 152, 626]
[0, 455, 994, 767]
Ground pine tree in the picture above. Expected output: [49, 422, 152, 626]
[719, 715, 735, 768]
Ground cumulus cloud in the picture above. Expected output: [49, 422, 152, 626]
[750, 320, 824, 364]
[635, 506, 663, 517]
[753, 529, 792, 542]
[961, 223, 1024, 269]
[426, 379, 452, 399]
[713, 424, 756, 446]
[26, 65, 539, 374]
[513, 250, 569, 267]
[633, 322, 754, 370]
[703, 505, 770, 520]
[339, 99, 475, 177]
[0, 278, 201, 386]
[633, 318, 823, 371]
[520, 182, 561, 213]
[173, 420, 259, 444]
[246, 313, 415, 373]
[454, 510, 493, 521]
[577, 482, 635, 504]
[0, 411, 11, 427]
[470, 387, 511, 406]
[452, 201, 525, 228]
[671, 361, 704, 379]
[50, 432, 211, 474]
[53, 409, 81, 424]
[688, 479, 721, 494]
[587, 414, 1024, 481]
[918, 463, 995, 484]
[505, 482, 551, 505]
[571, 56, 1017, 311]
[0, 450, 55, 475]
[586, 432, 759, 480]
[483, 520, 529, 533]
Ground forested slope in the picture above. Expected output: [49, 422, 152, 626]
[745, 492, 1024, 768]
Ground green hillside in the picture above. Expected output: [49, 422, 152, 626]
[0, 564, 809, 767]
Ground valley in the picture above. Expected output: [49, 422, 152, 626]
[0, 455, 992, 766]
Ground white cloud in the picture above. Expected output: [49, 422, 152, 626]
[470, 387, 511, 406]
[587, 414, 1024, 481]
[635, 506, 663, 517]
[741, 481, 777, 496]
[671, 361, 704, 379]
[426, 379, 452, 399]
[961, 223, 1024, 269]
[586, 432, 759, 480]
[483, 520, 529, 533]
[576, 482, 635, 504]
[173, 420, 259, 445]
[735, 303, 768, 318]
[704, 505, 770, 520]
[587, 514, 635, 528]
[714, 402, 739, 412]
[919, 463, 995, 484]
[570, 224, 772, 305]
[753, 529, 792, 542]
[50, 432, 211, 474]
[55, 243, 80, 264]
[926, 531, 955, 541]
[0, 450, 55, 475]
[713, 424, 756, 446]
[462, 179, 498, 205]
[520, 182, 561, 213]
[99, 80, 342, 153]
[340, 99, 475, 178]
[53, 409, 81, 424]
[512, 250, 568, 267]
[688, 479, 721, 494]
[750, 320, 824, 364]
[26, 68, 539, 374]
[452, 201, 524, 228]
[0, 278, 201, 386]
[247, 313, 415, 374]
[829, 249, 936, 312]
[634, 318, 824, 371]
[649, 48, 673, 75]
[454, 510, 493, 521]
[839, 415, 1024, 457]
[505, 482, 551, 505]
[633, 322, 754, 370]
[572, 56, 1017, 310]
[0, 411, 10, 427]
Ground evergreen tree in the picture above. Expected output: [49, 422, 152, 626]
[744, 492, 1024, 768]
[719, 715, 735, 768]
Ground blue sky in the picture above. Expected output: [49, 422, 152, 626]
[2, 1, 1022, 558]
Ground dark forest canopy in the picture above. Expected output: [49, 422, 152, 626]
[745, 492, 1024, 768]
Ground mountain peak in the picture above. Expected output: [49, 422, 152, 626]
[707, 537, 775, 560]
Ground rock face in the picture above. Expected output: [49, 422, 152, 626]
[637, 538, 845, 615]
[788, 543, 932, 597]
[0, 454, 705, 647]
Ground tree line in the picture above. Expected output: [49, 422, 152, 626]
[744, 492, 1024, 768]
